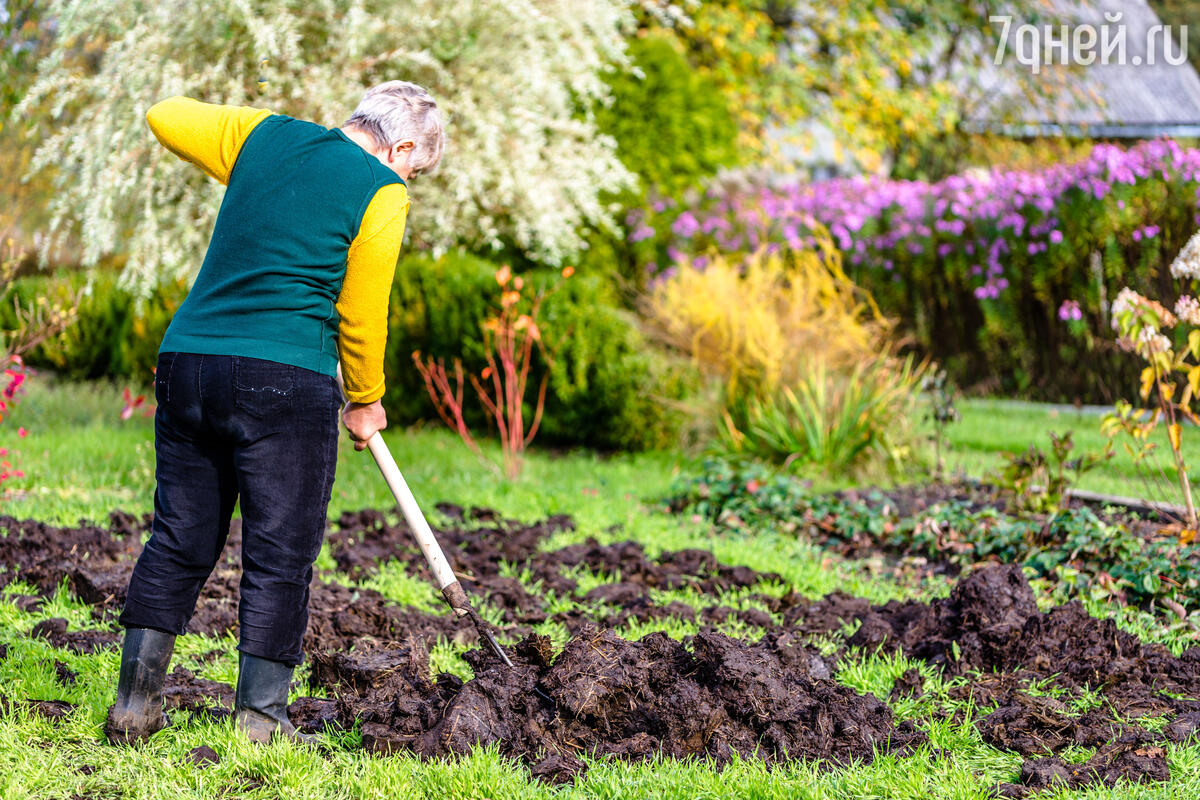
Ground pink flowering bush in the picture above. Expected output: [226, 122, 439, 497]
[631, 140, 1200, 401]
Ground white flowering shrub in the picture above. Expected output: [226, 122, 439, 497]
[1171, 231, 1200, 283]
[18, 0, 635, 294]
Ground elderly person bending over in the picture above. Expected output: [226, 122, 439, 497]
[104, 81, 444, 745]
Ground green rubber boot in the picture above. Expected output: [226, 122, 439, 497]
[104, 627, 176, 745]
[234, 652, 319, 746]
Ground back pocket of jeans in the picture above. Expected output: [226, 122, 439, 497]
[233, 357, 296, 417]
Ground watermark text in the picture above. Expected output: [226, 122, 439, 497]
[991, 13, 1188, 73]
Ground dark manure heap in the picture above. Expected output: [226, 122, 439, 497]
[2, 508, 1199, 794]
[308, 627, 921, 783]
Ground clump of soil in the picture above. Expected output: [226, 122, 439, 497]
[837, 565, 1200, 708]
[993, 739, 1170, 798]
[287, 697, 340, 734]
[845, 564, 1038, 673]
[310, 625, 920, 782]
[977, 696, 1132, 755]
[29, 618, 119, 654]
[0, 512, 146, 599]
[0, 694, 75, 721]
[2, 504, 784, 658]
[164, 667, 234, 722]
[186, 745, 221, 767]
[326, 504, 784, 629]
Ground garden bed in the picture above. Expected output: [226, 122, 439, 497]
[1, 504, 1198, 796]
[667, 463, 1200, 612]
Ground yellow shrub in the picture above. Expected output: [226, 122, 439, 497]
[641, 229, 892, 399]
[641, 228, 924, 472]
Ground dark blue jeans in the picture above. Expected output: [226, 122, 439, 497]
[119, 352, 340, 666]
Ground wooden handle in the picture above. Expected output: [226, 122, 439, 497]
[364, 432, 460, 593]
[335, 365, 460, 597]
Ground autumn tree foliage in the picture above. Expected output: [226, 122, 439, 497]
[642, 0, 1062, 176]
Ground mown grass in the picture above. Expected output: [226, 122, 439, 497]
[1, 375, 1199, 798]
[4, 377, 1196, 520]
[940, 397, 1200, 505]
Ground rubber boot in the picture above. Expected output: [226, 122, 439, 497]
[234, 652, 318, 746]
[104, 627, 176, 745]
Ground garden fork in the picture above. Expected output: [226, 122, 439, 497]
[336, 368, 513, 667]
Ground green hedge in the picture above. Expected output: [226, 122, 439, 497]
[10, 255, 692, 451]
[2, 270, 181, 381]
[596, 33, 740, 198]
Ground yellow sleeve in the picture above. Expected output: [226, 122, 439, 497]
[337, 183, 410, 404]
[146, 96, 272, 185]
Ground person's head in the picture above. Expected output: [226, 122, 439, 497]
[343, 81, 444, 180]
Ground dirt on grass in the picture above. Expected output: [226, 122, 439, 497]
[308, 625, 920, 783]
[813, 563, 1200, 796]
[1, 507, 1198, 793]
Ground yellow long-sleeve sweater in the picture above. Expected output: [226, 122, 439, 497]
[146, 96, 407, 403]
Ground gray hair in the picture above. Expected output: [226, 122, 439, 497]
[345, 81, 445, 176]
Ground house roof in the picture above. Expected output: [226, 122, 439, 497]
[966, 0, 1200, 137]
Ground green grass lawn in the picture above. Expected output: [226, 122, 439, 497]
[944, 398, 1199, 505]
[4, 378, 1196, 521]
[1, 375, 1198, 798]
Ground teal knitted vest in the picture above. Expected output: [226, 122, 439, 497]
[160, 115, 405, 376]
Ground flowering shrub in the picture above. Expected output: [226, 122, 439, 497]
[633, 140, 1200, 400]
[120, 385, 154, 421]
[1101, 234, 1200, 534]
[0, 357, 26, 423]
[2, 226, 78, 494]
[0, 356, 30, 488]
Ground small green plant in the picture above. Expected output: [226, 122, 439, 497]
[663, 457, 811, 532]
[666, 459, 1200, 609]
[721, 355, 923, 474]
[1, 238, 77, 362]
[921, 368, 959, 480]
[989, 431, 1112, 517]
